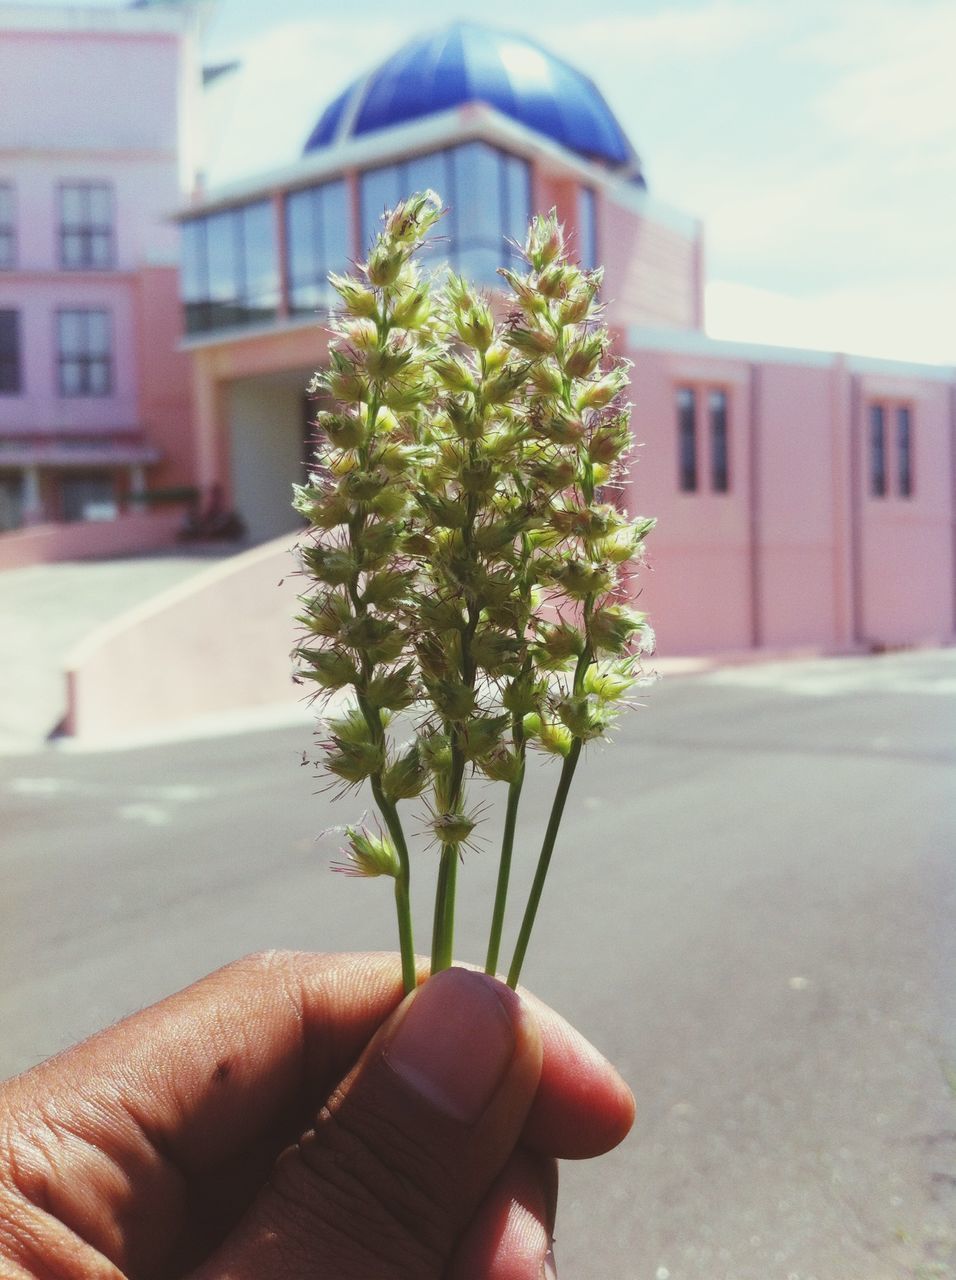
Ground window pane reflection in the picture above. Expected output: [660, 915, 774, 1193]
[503, 155, 530, 252]
[243, 201, 279, 321]
[287, 179, 350, 314]
[357, 143, 531, 287]
[361, 165, 401, 250]
[578, 187, 597, 269]
[181, 200, 278, 333]
[453, 142, 502, 244]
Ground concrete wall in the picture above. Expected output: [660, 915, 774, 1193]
[64, 534, 305, 741]
[0, 510, 182, 572]
[627, 346, 755, 653]
[854, 371, 954, 647]
[625, 336, 955, 656]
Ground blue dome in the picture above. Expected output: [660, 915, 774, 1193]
[304, 22, 643, 178]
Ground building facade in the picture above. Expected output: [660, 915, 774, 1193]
[0, 3, 200, 531]
[176, 21, 955, 654]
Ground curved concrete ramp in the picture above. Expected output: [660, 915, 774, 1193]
[64, 534, 310, 744]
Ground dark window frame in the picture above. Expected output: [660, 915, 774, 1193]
[0, 309, 21, 394]
[677, 384, 732, 494]
[868, 400, 915, 499]
[677, 386, 697, 493]
[0, 183, 15, 271]
[896, 404, 913, 499]
[709, 388, 729, 493]
[56, 308, 112, 397]
[58, 181, 115, 270]
[869, 403, 887, 498]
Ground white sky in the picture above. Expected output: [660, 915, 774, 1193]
[24, 0, 956, 365]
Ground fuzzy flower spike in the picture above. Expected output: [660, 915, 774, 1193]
[294, 193, 655, 993]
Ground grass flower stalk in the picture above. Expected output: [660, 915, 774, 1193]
[294, 192, 656, 991]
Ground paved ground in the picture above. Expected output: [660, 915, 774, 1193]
[2, 647, 954, 1279]
[0, 549, 231, 752]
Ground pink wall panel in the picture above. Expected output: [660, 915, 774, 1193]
[603, 199, 701, 332]
[857, 379, 954, 645]
[0, 277, 139, 430]
[0, 32, 178, 154]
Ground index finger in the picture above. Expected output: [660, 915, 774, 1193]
[6, 950, 634, 1171]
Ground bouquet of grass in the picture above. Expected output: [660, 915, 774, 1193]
[293, 191, 655, 995]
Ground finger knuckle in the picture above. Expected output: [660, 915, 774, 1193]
[269, 1092, 452, 1278]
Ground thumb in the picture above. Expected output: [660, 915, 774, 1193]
[189, 967, 544, 1280]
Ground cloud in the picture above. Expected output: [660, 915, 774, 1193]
[201, 17, 407, 186]
[544, 1, 774, 64]
[706, 280, 956, 366]
[806, 2, 956, 151]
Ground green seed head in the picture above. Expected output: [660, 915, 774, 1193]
[334, 826, 400, 878]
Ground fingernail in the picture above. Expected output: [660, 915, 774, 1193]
[543, 1242, 557, 1278]
[385, 968, 515, 1123]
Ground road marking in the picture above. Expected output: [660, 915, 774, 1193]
[117, 803, 171, 827]
[7, 777, 81, 796]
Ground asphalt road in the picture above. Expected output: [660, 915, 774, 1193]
[2, 649, 954, 1279]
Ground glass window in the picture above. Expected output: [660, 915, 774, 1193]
[709, 389, 729, 492]
[180, 219, 208, 331]
[677, 387, 697, 492]
[180, 200, 279, 333]
[0, 184, 14, 270]
[286, 189, 319, 310]
[578, 187, 597, 270]
[503, 154, 531, 253]
[360, 164, 402, 251]
[317, 180, 350, 278]
[205, 209, 242, 328]
[0, 471, 24, 531]
[0, 310, 20, 394]
[57, 309, 111, 396]
[405, 151, 450, 204]
[286, 179, 350, 314]
[869, 404, 886, 497]
[896, 406, 912, 498]
[59, 182, 113, 269]
[357, 143, 531, 286]
[404, 152, 450, 267]
[453, 142, 502, 244]
[61, 471, 116, 523]
[241, 200, 279, 323]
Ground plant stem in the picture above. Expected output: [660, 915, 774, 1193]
[484, 750, 526, 975]
[430, 734, 467, 970]
[431, 842, 458, 972]
[506, 590, 595, 988]
[506, 737, 582, 988]
[368, 766, 416, 995]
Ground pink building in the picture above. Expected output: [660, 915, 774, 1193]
[165, 22, 952, 655]
[0, 2, 201, 532]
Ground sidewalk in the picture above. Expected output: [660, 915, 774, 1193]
[0, 550, 231, 754]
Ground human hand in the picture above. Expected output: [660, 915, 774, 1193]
[0, 952, 634, 1278]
